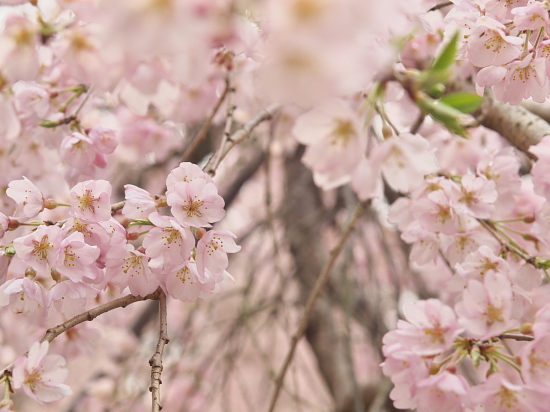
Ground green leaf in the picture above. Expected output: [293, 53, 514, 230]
[439, 92, 483, 113]
[415, 92, 471, 137]
[431, 32, 459, 72]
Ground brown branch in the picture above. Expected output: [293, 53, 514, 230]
[1, 289, 162, 375]
[499, 333, 534, 342]
[268, 201, 369, 412]
[204, 104, 280, 177]
[180, 80, 230, 163]
[476, 92, 550, 160]
[149, 290, 169, 412]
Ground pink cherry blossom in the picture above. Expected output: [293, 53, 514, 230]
[449, 173, 497, 219]
[195, 230, 241, 281]
[493, 53, 549, 105]
[412, 189, 459, 235]
[393, 299, 463, 356]
[512, 3, 548, 31]
[105, 244, 159, 296]
[54, 231, 101, 282]
[467, 17, 522, 68]
[143, 213, 195, 269]
[6, 176, 45, 220]
[166, 162, 213, 194]
[13, 225, 62, 274]
[60, 132, 97, 170]
[89, 125, 118, 155]
[12, 341, 72, 404]
[69, 179, 113, 222]
[162, 259, 216, 302]
[0, 277, 46, 316]
[469, 373, 549, 412]
[370, 132, 438, 193]
[455, 271, 514, 339]
[12, 81, 50, 126]
[519, 333, 550, 388]
[0, 15, 40, 81]
[455, 245, 508, 283]
[48, 281, 98, 318]
[122, 184, 157, 220]
[292, 99, 365, 190]
[167, 179, 225, 228]
[415, 372, 469, 412]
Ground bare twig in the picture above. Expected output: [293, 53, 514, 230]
[499, 333, 534, 342]
[180, 80, 231, 162]
[268, 201, 369, 412]
[204, 104, 280, 177]
[1, 289, 162, 375]
[149, 290, 169, 412]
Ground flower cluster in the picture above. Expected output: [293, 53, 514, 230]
[0, 163, 239, 324]
[447, 0, 550, 104]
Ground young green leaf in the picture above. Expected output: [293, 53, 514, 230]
[439, 92, 483, 113]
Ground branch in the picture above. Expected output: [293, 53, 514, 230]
[1, 289, 162, 375]
[476, 92, 550, 159]
[268, 201, 369, 412]
[499, 333, 534, 342]
[180, 80, 230, 163]
[149, 290, 169, 412]
[204, 104, 280, 177]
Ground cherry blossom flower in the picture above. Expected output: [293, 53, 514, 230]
[162, 259, 217, 302]
[12, 341, 72, 404]
[12, 81, 50, 126]
[391, 299, 463, 356]
[69, 179, 112, 222]
[122, 184, 157, 220]
[455, 271, 514, 340]
[167, 179, 225, 228]
[89, 125, 118, 155]
[466, 17, 522, 68]
[0, 277, 46, 316]
[492, 53, 549, 105]
[53, 231, 101, 282]
[48, 281, 98, 318]
[519, 333, 550, 388]
[292, 99, 365, 190]
[0, 15, 40, 81]
[13, 225, 62, 274]
[449, 173, 497, 219]
[6, 177, 45, 220]
[60, 132, 97, 170]
[105, 244, 159, 296]
[415, 372, 469, 412]
[370, 132, 438, 193]
[469, 373, 549, 412]
[412, 189, 459, 235]
[143, 213, 195, 269]
[512, 3, 548, 31]
[455, 245, 508, 283]
[166, 162, 213, 194]
[195, 230, 241, 281]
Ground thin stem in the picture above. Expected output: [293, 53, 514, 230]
[204, 104, 280, 177]
[267, 201, 369, 412]
[180, 79, 231, 162]
[499, 333, 534, 342]
[149, 290, 169, 412]
[209, 74, 237, 174]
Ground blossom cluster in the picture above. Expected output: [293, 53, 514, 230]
[446, 0, 550, 104]
[1, 162, 239, 317]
